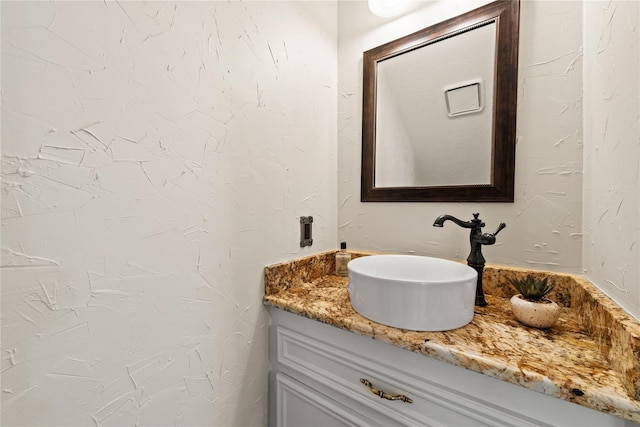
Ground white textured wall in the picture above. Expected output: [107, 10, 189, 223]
[338, 1, 584, 271]
[583, 1, 640, 319]
[1, 2, 337, 426]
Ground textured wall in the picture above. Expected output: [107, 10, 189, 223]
[338, 1, 584, 271]
[1, 2, 337, 425]
[583, 1, 640, 319]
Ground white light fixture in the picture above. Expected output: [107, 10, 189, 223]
[368, 0, 412, 18]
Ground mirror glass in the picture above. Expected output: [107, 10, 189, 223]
[376, 22, 496, 187]
[362, 0, 519, 202]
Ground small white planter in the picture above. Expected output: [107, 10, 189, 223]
[510, 294, 561, 329]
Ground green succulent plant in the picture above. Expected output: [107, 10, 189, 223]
[510, 275, 555, 301]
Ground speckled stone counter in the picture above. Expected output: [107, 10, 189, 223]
[263, 251, 640, 423]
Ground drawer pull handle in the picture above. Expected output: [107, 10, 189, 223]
[360, 378, 413, 403]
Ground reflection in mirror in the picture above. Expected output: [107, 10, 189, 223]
[361, 0, 520, 202]
[376, 22, 496, 187]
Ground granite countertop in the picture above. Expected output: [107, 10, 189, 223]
[263, 251, 640, 424]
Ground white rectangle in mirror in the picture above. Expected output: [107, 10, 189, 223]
[445, 82, 483, 117]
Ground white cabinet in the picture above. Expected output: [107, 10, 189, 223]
[269, 308, 634, 427]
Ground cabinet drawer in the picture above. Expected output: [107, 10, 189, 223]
[274, 371, 400, 427]
[275, 322, 542, 427]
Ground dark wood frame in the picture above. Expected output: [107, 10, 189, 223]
[361, 0, 520, 202]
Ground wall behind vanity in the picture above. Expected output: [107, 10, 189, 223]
[1, 2, 337, 425]
[338, 0, 583, 272]
[337, 1, 639, 319]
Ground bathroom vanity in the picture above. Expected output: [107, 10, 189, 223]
[270, 309, 629, 426]
[264, 251, 640, 426]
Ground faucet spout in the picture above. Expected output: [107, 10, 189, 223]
[432, 213, 505, 307]
[433, 214, 475, 229]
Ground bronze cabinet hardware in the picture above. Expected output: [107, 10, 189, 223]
[360, 378, 413, 404]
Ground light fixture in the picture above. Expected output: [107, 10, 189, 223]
[368, 0, 412, 18]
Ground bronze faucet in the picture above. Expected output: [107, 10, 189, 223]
[433, 213, 506, 306]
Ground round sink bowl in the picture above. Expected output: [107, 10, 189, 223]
[347, 254, 477, 331]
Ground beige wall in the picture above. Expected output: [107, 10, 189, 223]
[338, 0, 584, 270]
[337, 0, 639, 320]
[583, 1, 639, 319]
[1, 2, 337, 425]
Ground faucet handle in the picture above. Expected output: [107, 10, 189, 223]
[492, 223, 506, 236]
[480, 223, 506, 246]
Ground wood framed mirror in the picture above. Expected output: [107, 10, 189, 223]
[361, 0, 520, 202]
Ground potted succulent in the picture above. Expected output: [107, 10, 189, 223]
[510, 275, 561, 329]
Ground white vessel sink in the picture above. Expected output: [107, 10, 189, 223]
[347, 255, 478, 331]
